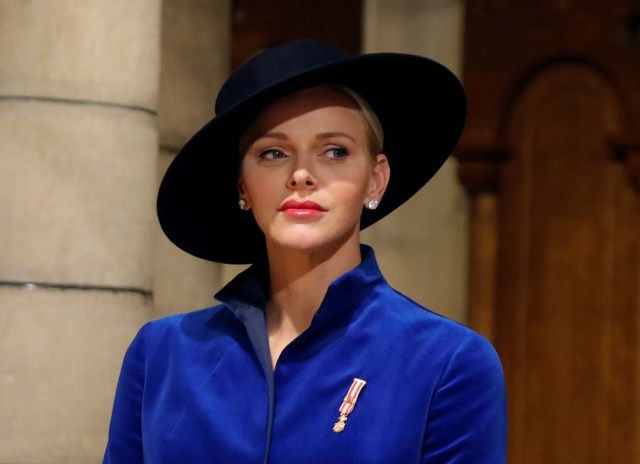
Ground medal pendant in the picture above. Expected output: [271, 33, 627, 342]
[332, 414, 348, 433]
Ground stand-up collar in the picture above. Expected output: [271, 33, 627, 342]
[215, 245, 387, 354]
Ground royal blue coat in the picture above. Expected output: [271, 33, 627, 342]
[103, 246, 507, 463]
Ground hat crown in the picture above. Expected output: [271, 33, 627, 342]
[215, 40, 351, 115]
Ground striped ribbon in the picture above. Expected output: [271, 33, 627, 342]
[333, 378, 367, 433]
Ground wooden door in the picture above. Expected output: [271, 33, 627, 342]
[458, 2, 640, 462]
[498, 63, 639, 463]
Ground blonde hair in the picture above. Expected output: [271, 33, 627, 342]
[331, 85, 384, 155]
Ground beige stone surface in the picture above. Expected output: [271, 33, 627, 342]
[361, 0, 469, 322]
[0, 286, 153, 464]
[0, 100, 158, 289]
[0, 0, 161, 109]
[363, 0, 464, 73]
[152, 0, 232, 316]
[158, 0, 231, 149]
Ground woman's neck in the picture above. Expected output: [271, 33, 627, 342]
[265, 240, 362, 368]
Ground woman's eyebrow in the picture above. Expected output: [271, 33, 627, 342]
[247, 131, 355, 147]
[258, 131, 288, 140]
[316, 131, 356, 142]
[250, 132, 289, 144]
[241, 131, 288, 152]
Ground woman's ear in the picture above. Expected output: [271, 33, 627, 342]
[367, 153, 390, 202]
[237, 177, 250, 210]
[237, 177, 246, 197]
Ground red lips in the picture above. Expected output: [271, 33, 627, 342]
[279, 200, 326, 211]
[278, 199, 326, 217]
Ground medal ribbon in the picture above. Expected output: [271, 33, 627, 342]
[338, 378, 367, 417]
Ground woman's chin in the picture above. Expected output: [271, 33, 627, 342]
[269, 236, 331, 254]
[266, 232, 356, 257]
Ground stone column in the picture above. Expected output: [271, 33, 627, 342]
[362, 0, 469, 322]
[0, 2, 160, 463]
[154, 0, 234, 316]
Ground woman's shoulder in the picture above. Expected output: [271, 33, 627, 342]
[368, 284, 501, 366]
[374, 284, 474, 332]
[144, 304, 224, 330]
[120, 303, 247, 376]
[128, 304, 234, 350]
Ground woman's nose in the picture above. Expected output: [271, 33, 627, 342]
[287, 167, 318, 190]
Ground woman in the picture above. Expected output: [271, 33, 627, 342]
[104, 40, 507, 463]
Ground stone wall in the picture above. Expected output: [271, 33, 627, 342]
[0, 1, 160, 462]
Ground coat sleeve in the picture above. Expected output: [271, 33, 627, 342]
[102, 323, 151, 464]
[421, 332, 507, 463]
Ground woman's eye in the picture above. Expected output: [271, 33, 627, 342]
[326, 147, 348, 159]
[258, 149, 286, 161]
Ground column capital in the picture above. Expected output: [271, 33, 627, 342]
[454, 133, 509, 195]
[612, 132, 640, 191]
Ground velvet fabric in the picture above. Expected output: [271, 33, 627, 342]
[103, 246, 507, 463]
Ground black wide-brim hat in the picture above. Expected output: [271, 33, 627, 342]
[157, 39, 466, 264]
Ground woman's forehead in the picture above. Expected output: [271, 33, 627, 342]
[240, 86, 366, 146]
[257, 86, 360, 123]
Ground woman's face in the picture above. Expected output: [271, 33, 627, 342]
[238, 86, 389, 256]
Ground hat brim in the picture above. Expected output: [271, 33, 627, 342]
[157, 53, 466, 264]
